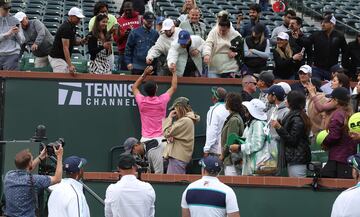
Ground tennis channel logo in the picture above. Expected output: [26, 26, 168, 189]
[58, 82, 136, 107]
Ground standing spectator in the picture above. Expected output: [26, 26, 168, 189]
[125, 12, 159, 75]
[0, 0, 25, 70]
[4, 146, 63, 217]
[105, 154, 155, 217]
[203, 87, 229, 157]
[14, 12, 53, 68]
[132, 66, 177, 145]
[48, 156, 90, 217]
[146, 19, 181, 75]
[114, 1, 141, 71]
[88, 2, 118, 70]
[88, 13, 112, 74]
[273, 32, 303, 79]
[307, 14, 347, 80]
[331, 153, 360, 217]
[271, 90, 312, 177]
[240, 4, 269, 38]
[344, 32, 360, 80]
[123, 137, 165, 174]
[177, 0, 196, 23]
[321, 87, 357, 179]
[241, 75, 257, 101]
[179, 8, 207, 40]
[163, 97, 200, 174]
[270, 10, 296, 44]
[256, 70, 275, 112]
[202, 14, 242, 78]
[181, 156, 240, 217]
[167, 30, 204, 77]
[221, 92, 245, 176]
[288, 16, 308, 65]
[230, 99, 269, 175]
[49, 7, 87, 74]
[243, 24, 270, 74]
[351, 68, 360, 112]
[291, 64, 312, 96]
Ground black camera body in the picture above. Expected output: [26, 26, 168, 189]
[45, 138, 65, 156]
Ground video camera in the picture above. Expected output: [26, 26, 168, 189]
[43, 138, 65, 156]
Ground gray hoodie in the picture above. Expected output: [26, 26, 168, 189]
[0, 15, 25, 56]
[22, 19, 54, 57]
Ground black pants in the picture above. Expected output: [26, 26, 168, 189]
[321, 160, 352, 179]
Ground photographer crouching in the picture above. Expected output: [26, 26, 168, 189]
[3, 144, 63, 217]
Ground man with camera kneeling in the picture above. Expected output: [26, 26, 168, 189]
[47, 156, 90, 217]
[3, 145, 63, 217]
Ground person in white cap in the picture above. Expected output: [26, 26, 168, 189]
[14, 12, 54, 68]
[273, 31, 303, 79]
[290, 64, 312, 96]
[306, 13, 347, 81]
[276, 81, 291, 95]
[146, 18, 181, 75]
[48, 7, 87, 74]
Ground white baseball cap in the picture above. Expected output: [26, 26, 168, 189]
[68, 7, 85, 19]
[277, 32, 289, 40]
[14, 12, 27, 22]
[242, 99, 267, 121]
[161, 18, 174, 31]
[298, 65, 312, 75]
[276, 82, 292, 95]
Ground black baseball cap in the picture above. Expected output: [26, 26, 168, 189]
[143, 11, 155, 21]
[118, 153, 136, 170]
[327, 87, 350, 102]
[264, 85, 286, 101]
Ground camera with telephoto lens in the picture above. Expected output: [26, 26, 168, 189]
[45, 138, 65, 156]
[134, 155, 149, 172]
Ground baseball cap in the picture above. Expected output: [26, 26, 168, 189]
[242, 99, 267, 121]
[169, 97, 189, 110]
[276, 82, 291, 95]
[264, 85, 286, 101]
[277, 32, 289, 40]
[258, 71, 275, 84]
[143, 11, 155, 21]
[63, 156, 87, 173]
[123, 137, 139, 154]
[323, 14, 336, 25]
[68, 7, 85, 19]
[199, 156, 223, 174]
[178, 30, 191, 45]
[14, 12, 27, 22]
[327, 87, 350, 102]
[118, 153, 136, 170]
[211, 87, 227, 101]
[347, 153, 360, 171]
[161, 18, 174, 31]
[0, 0, 11, 9]
[330, 64, 344, 74]
[298, 65, 312, 75]
[156, 16, 165, 25]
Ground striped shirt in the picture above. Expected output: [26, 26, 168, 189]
[181, 176, 239, 217]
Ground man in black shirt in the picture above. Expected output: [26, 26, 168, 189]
[49, 7, 87, 74]
[307, 14, 347, 81]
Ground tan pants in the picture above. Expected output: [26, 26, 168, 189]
[48, 55, 69, 73]
[34, 56, 50, 68]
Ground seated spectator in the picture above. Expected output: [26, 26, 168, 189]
[273, 32, 303, 79]
[0, 0, 25, 70]
[256, 70, 275, 112]
[240, 3, 269, 38]
[320, 64, 348, 95]
[49, 7, 87, 74]
[221, 92, 245, 176]
[321, 87, 357, 179]
[243, 24, 270, 74]
[14, 12, 53, 68]
[114, 1, 141, 71]
[277, 81, 292, 96]
[167, 30, 204, 77]
[270, 9, 296, 45]
[88, 13, 112, 74]
[179, 8, 207, 40]
[271, 90, 311, 177]
[241, 75, 257, 101]
[177, 0, 196, 24]
[344, 32, 360, 80]
[163, 97, 200, 174]
[203, 14, 242, 78]
[146, 19, 181, 76]
[125, 12, 159, 75]
[291, 65, 312, 96]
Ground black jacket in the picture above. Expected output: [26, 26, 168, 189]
[306, 30, 347, 71]
[276, 110, 311, 165]
[344, 40, 360, 78]
[273, 47, 302, 79]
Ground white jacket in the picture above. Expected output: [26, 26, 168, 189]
[146, 27, 181, 60]
[167, 35, 204, 76]
[202, 25, 241, 74]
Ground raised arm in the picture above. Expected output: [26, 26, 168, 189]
[131, 66, 154, 96]
[166, 68, 177, 96]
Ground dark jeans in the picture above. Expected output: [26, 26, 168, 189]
[321, 160, 353, 179]
[0, 54, 20, 70]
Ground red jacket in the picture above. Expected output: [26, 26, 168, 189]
[114, 11, 142, 53]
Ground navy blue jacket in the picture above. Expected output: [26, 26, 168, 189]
[124, 26, 159, 70]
